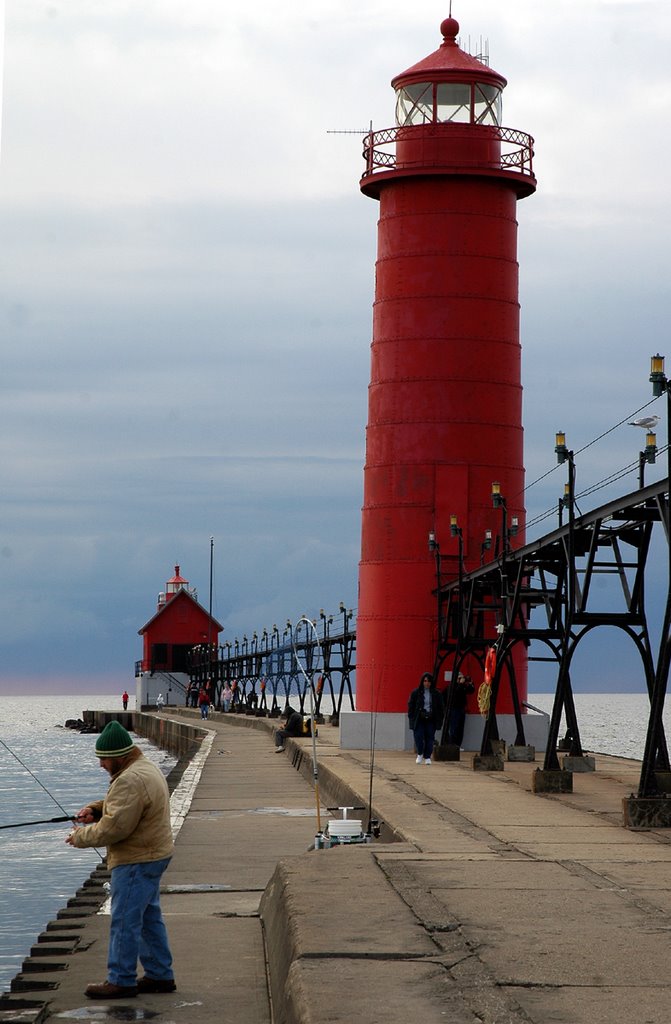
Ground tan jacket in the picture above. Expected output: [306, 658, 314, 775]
[70, 748, 173, 869]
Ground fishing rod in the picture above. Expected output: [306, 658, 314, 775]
[366, 662, 382, 839]
[0, 736, 73, 819]
[0, 736, 103, 859]
[0, 815, 75, 831]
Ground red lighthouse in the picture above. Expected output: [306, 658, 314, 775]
[354, 16, 536, 735]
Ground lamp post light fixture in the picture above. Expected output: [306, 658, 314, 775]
[639, 431, 657, 488]
[481, 528, 492, 564]
[650, 354, 666, 397]
[558, 482, 572, 526]
[555, 431, 569, 464]
[555, 431, 575, 517]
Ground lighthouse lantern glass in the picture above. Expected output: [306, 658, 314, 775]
[473, 83, 502, 125]
[395, 83, 433, 125]
[396, 81, 502, 127]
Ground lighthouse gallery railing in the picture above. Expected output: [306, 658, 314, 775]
[362, 124, 535, 178]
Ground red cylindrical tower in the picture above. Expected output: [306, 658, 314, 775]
[356, 16, 536, 714]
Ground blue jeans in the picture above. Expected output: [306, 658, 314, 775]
[108, 858, 173, 986]
[413, 721, 437, 759]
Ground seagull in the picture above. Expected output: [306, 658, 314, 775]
[628, 415, 661, 429]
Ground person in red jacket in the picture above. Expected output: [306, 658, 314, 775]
[198, 686, 210, 719]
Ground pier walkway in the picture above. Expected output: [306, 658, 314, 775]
[6, 710, 671, 1023]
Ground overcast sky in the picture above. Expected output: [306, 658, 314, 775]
[1, 0, 670, 695]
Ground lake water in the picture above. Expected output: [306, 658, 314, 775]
[0, 690, 669, 995]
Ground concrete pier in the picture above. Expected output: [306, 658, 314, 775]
[4, 710, 671, 1023]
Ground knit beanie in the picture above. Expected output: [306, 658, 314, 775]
[95, 720, 135, 758]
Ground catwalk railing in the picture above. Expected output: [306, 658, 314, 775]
[185, 608, 356, 723]
[361, 123, 535, 179]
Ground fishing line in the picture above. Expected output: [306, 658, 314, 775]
[291, 617, 324, 835]
[0, 736, 104, 859]
[0, 736, 73, 819]
[367, 661, 381, 836]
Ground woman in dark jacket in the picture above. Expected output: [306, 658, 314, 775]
[408, 673, 444, 765]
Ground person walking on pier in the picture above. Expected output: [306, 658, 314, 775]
[198, 686, 210, 719]
[408, 673, 444, 765]
[155, 693, 165, 713]
[121, 690, 129, 711]
[65, 720, 176, 1000]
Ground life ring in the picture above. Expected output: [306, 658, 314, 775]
[478, 647, 498, 716]
[484, 647, 497, 686]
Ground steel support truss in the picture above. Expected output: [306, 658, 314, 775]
[435, 478, 671, 798]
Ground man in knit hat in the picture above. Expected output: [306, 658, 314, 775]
[66, 719, 175, 1000]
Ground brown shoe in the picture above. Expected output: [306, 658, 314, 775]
[137, 976, 177, 993]
[85, 981, 138, 999]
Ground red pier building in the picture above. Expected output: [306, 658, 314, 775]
[346, 15, 537, 748]
[136, 565, 222, 708]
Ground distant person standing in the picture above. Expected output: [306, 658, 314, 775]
[122, 691, 129, 711]
[156, 693, 165, 714]
[222, 683, 233, 712]
[446, 673, 475, 747]
[408, 673, 444, 765]
[198, 687, 210, 720]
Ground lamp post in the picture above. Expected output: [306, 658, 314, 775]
[449, 516, 465, 647]
[638, 431, 657, 489]
[639, 355, 671, 796]
[555, 431, 576, 613]
[487, 481, 514, 557]
[481, 528, 492, 564]
[558, 483, 571, 527]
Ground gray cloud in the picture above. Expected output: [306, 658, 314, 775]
[1, 1, 670, 691]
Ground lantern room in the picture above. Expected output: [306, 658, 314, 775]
[392, 17, 505, 127]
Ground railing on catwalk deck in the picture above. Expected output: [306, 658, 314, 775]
[361, 123, 535, 178]
[186, 606, 356, 724]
